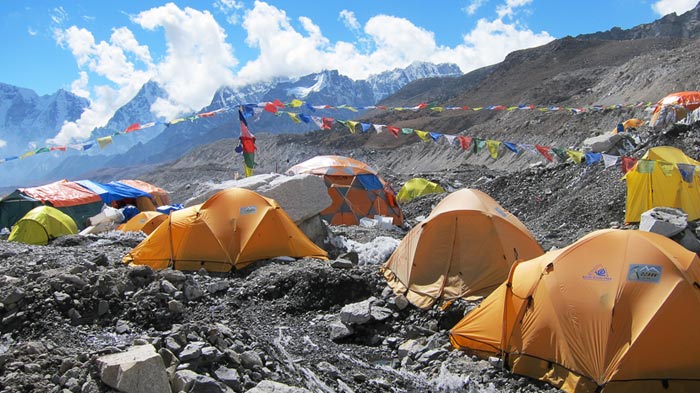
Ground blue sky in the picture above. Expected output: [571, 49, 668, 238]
[0, 0, 697, 145]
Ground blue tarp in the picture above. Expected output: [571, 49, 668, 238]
[157, 204, 184, 215]
[76, 180, 152, 204]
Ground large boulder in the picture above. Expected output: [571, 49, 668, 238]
[582, 133, 623, 153]
[639, 207, 688, 237]
[95, 344, 170, 393]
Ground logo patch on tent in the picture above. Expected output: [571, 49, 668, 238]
[240, 206, 257, 215]
[583, 264, 612, 281]
[627, 264, 662, 283]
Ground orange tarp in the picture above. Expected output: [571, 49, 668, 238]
[381, 188, 543, 309]
[119, 179, 170, 206]
[20, 179, 102, 207]
[450, 229, 700, 392]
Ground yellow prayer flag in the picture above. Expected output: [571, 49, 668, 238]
[566, 149, 584, 164]
[414, 130, 430, 142]
[290, 99, 304, 108]
[286, 112, 301, 123]
[486, 140, 501, 159]
[346, 120, 358, 134]
[20, 151, 36, 159]
[658, 161, 675, 177]
[97, 136, 113, 149]
[430, 107, 444, 113]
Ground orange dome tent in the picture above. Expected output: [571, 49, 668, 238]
[287, 155, 403, 226]
[650, 91, 700, 129]
[381, 188, 543, 309]
[450, 229, 700, 393]
[117, 211, 167, 235]
[122, 188, 328, 272]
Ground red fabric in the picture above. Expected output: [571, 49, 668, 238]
[198, 111, 215, 117]
[125, 123, 140, 133]
[322, 118, 334, 130]
[264, 102, 278, 113]
[20, 180, 101, 207]
[535, 144, 553, 161]
[417, 103, 428, 109]
[458, 136, 472, 150]
[622, 157, 638, 173]
[240, 136, 256, 153]
[50, 146, 67, 151]
[387, 126, 400, 138]
[272, 99, 285, 108]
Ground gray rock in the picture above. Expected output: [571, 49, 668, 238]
[339, 299, 373, 325]
[316, 361, 339, 378]
[58, 274, 88, 288]
[328, 320, 354, 341]
[240, 350, 263, 368]
[370, 306, 393, 321]
[639, 207, 688, 237]
[160, 269, 186, 284]
[247, 380, 311, 393]
[172, 369, 232, 393]
[398, 339, 426, 359]
[3, 287, 24, 305]
[330, 259, 354, 269]
[673, 228, 700, 252]
[179, 341, 206, 362]
[96, 344, 169, 393]
[168, 300, 185, 314]
[214, 365, 242, 390]
[394, 294, 409, 310]
[207, 280, 229, 294]
[97, 300, 109, 316]
[184, 281, 204, 301]
[160, 280, 178, 294]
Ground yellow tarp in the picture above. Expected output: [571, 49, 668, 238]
[123, 188, 328, 272]
[396, 178, 445, 203]
[450, 229, 700, 392]
[624, 146, 700, 223]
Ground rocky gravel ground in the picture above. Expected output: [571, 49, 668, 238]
[1, 122, 699, 392]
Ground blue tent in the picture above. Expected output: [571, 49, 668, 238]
[75, 180, 152, 204]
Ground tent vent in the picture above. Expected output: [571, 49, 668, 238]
[662, 379, 669, 389]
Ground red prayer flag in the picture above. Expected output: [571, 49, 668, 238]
[387, 126, 400, 138]
[535, 144, 553, 161]
[125, 123, 140, 133]
[458, 136, 472, 150]
[417, 102, 428, 109]
[198, 111, 215, 117]
[50, 146, 67, 151]
[272, 99, 285, 108]
[321, 117, 334, 130]
[621, 156, 638, 173]
[264, 102, 278, 113]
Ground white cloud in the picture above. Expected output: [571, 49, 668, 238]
[237, 1, 552, 82]
[465, 0, 488, 15]
[70, 71, 90, 98]
[51, 6, 68, 25]
[214, 0, 244, 25]
[651, 0, 697, 16]
[496, 0, 533, 19]
[0, 139, 6, 149]
[27, 27, 37, 36]
[50, 3, 237, 144]
[339, 10, 360, 30]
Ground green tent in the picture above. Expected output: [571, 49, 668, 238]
[397, 178, 445, 203]
[9, 206, 78, 245]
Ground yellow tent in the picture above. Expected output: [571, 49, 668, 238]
[396, 178, 445, 203]
[8, 205, 78, 245]
[122, 188, 328, 272]
[381, 188, 544, 309]
[611, 118, 644, 134]
[117, 211, 167, 235]
[624, 146, 700, 223]
[450, 229, 700, 393]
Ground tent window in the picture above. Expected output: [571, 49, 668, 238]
[356, 174, 383, 190]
